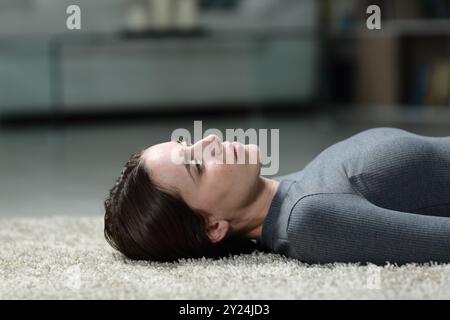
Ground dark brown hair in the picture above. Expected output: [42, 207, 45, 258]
[104, 149, 257, 262]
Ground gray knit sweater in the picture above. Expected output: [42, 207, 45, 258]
[260, 127, 450, 265]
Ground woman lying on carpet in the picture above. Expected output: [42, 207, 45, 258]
[104, 127, 450, 265]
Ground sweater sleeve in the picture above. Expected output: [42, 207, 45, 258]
[286, 193, 450, 265]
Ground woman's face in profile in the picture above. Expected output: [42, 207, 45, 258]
[141, 135, 262, 216]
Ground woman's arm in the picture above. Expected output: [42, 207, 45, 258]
[287, 193, 450, 265]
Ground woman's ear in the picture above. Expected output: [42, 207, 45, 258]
[206, 220, 230, 243]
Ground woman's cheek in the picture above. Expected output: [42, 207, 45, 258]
[205, 168, 232, 193]
[208, 163, 229, 177]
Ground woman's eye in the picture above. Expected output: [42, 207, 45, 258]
[177, 138, 202, 172]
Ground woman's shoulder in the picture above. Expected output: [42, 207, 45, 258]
[273, 170, 304, 182]
[342, 127, 413, 148]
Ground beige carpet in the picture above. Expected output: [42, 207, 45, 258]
[1, 216, 450, 299]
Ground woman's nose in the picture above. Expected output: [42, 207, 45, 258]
[191, 135, 221, 160]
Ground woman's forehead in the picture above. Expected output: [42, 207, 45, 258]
[142, 142, 187, 182]
[143, 141, 180, 163]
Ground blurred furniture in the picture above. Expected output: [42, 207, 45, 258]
[0, 0, 320, 118]
[324, 0, 449, 108]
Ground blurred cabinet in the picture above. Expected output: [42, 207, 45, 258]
[0, 32, 319, 115]
[0, 43, 52, 113]
[0, 0, 320, 116]
[61, 35, 318, 111]
[256, 39, 317, 102]
[63, 39, 259, 109]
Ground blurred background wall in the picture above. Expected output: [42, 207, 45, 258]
[0, 0, 448, 217]
[0, 0, 448, 117]
[0, 0, 319, 114]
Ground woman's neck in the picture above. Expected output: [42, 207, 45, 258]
[233, 177, 280, 240]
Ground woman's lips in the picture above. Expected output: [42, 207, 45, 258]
[232, 141, 245, 162]
[222, 141, 245, 163]
[222, 141, 236, 162]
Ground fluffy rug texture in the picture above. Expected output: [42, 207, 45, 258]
[1, 216, 450, 299]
